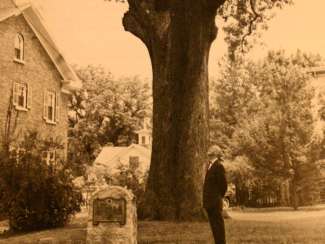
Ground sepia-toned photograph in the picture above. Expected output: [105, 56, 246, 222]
[1, 0, 325, 243]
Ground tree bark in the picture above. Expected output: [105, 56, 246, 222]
[123, 0, 224, 220]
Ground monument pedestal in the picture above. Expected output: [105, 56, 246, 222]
[86, 186, 137, 244]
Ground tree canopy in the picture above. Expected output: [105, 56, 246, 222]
[108, 0, 294, 58]
[211, 50, 324, 207]
[103, 0, 297, 220]
[68, 65, 152, 176]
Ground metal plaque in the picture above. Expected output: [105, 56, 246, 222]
[93, 197, 126, 226]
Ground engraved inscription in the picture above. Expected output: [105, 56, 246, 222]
[93, 198, 126, 225]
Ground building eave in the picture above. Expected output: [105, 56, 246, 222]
[0, 1, 30, 22]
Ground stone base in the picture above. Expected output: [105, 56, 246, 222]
[86, 186, 137, 244]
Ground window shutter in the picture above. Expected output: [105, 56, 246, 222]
[27, 84, 32, 109]
[43, 90, 47, 120]
[41, 151, 47, 162]
[55, 92, 60, 123]
[12, 82, 18, 106]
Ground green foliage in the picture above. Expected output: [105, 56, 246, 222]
[210, 56, 258, 155]
[0, 132, 82, 232]
[234, 50, 320, 207]
[120, 0, 293, 61]
[219, 0, 294, 60]
[223, 156, 256, 206]
[68, 65, 152, 176]
[106, 163, 148, 219]
[211, 50, 324, 207]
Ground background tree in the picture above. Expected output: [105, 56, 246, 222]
[219, 0, 294, 60]
[117, 0, 295, 220]
[224, 50, 323, 208]
[209, 56, 260, 206]
[68, 65, 151, 176]
[210, 56, 258, 154]
[223, 156, 256, 206]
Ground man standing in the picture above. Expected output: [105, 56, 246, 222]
[203, 146, 228, 244]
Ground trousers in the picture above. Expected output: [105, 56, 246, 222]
[205, 205, 226, 244]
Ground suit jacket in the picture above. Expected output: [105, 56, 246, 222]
[203, 160, 227, 209]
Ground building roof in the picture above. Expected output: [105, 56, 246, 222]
[0, 0, 81, 91]
[93, 144, 151, 178]
[95, 146, 127, 166]
[95, 144, 151, 168]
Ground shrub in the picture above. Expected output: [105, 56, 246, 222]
[0, 132, 82, 232]
[105, 163, 148, 219]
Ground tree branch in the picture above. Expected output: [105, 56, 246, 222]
[123, 0, 170, 45]
[204, 0, 227, 16]
[240, 0, 263, 51]
[123, 10, 148, 45]
[123, 0, 153, 45]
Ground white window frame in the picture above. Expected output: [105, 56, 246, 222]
[42, 150, 56, 165]
[43, 90, 59, 124]
[14, 33, 25, 64]
[13, 82, 31, 111]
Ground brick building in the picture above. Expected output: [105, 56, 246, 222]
[0, 0, 81, 158]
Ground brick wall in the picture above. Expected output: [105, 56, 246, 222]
[0, 14, 69, 154]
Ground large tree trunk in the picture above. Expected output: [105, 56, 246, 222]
[123, 0, 224, 220]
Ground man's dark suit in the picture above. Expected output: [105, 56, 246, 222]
[203, 160, 227, 244]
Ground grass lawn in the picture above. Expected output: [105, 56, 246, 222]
[1, 206, 325, 243]
[139, 218, 325, 244]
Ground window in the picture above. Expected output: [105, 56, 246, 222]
[47, 92, 55, 121]
[129, 156, 139, 170]
[43, 90, 59, 124]
[141, 136, 146, 145]
[14, 33, 24, 62]
[9, 147, 26, 162]
[42, 150, 56, 165]
[12, 82, 31, 110]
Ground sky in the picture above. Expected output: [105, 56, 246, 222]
[29, 0, 325, 80]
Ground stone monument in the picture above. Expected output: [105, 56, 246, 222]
[86, 186, 137, 244]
